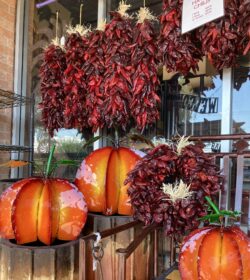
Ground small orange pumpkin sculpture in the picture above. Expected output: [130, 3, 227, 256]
[179, 226, 250, 280]
[75, 146, 142, 215]
[0, 178, 87, 245]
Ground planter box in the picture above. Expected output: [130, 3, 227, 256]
[0, 238, 80, 280]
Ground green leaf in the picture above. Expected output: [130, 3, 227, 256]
[55, 159, 78, 166]
[45, 144, 56, 178]
[199, 214, 221, 222]
[220, 210, 241, 217]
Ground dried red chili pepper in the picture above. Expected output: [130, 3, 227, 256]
[196, 0, 244, 70]
[130, 8, 161, 131]
[63, 26, 90, 131]
[159, 0, 202, 75]
[125, 139, 223, 236]
[39, 40, 66, 137]
[239, 0, 250, 55]
[102, 2, 134, 130]
[83, 23, 106, 132]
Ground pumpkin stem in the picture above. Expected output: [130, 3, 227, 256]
[205, 196, 220, 215]
[45, 144, 56, 178]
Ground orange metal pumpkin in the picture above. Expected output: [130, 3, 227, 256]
[0, 178, 88, 245]
[179, 226, 250, 280]
[75, 146, 142, 215]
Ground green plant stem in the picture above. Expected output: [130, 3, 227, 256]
[114, 129, 119, 148]
[45, 144, 56, 178]
[205, 196, 220, 215]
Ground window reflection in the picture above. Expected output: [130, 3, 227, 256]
[163, 74, 222, 138]
[177, 75, 222, 136]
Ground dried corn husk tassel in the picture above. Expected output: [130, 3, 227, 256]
[162, 180, 193, 204]
[117, 0, 132, 18]
[136, 6, 157, 24]
[97, 19, 106, 32]
[176, 136, 193, 155]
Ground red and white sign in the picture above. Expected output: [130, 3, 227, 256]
[182, 0, 224, 34]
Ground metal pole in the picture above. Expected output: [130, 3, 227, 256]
[220, 68, 233, 209]
[221, 68, 233, 153]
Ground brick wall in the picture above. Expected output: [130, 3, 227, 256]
[0, 0, 17, 179]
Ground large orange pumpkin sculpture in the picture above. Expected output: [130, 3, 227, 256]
[75, 146, 142, 215]
[179, 226, 250, 280]
[0, 178, 88, 245]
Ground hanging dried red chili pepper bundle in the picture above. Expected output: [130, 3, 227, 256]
[239, 0, 250, 55]
[159, 0, 202, 75]
[196, 0, 244, 71]
[63, 25, 90, 131]
[102, 1, 134, 130]
[125, 137, 223, 236]
[83, 21, 107, 132]
[39, 39, 67, 137]
[131, 7, 161, 131]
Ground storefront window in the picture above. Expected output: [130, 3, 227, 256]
[232, 63, 250, 216]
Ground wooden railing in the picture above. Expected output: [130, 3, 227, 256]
[189, 133, 250, 233]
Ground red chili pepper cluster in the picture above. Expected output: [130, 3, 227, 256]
[196, 0, 244, 71]
[239, 0, 250, 55]
[39, 44, 66, 137]
[125, 142, 223, 236]
[102, 12, 134, 130]
[84, 29, 106, 132]
[63, 31, 89, 131]
[176, 144, 222, 195]
[131, 19, 161, 131]
[159, 0, 202, 75]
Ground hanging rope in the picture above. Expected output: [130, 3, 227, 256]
[55, 10, 59, 39]
[144, 0, 146, 7]
[80, 3, 83, 25]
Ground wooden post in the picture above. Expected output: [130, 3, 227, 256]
[154, 229, 158, 278]
[117, 252, 126, 280]
[170, 237, 176, 267]
[79, 239, 86, 280]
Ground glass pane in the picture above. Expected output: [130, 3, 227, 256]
[232, 65, 250, 134]
[231, 62, 250, 225]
